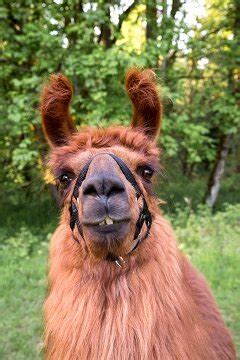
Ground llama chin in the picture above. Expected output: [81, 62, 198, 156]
[41, 68, 236, 359]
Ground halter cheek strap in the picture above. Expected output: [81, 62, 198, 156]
[69, 153, 152, 259]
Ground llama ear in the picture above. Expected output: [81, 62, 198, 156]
[40, 74, 75, 147]
[125, 68, 162, 139]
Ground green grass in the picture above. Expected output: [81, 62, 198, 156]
[0, 200, 239, 358]
[170, 204, 240, 354]
[0, 192, 57, 359]
[0, 248, 47, 360]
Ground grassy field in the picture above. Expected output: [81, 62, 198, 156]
[0, 199, 239, 359]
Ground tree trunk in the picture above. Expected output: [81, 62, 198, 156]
[146, 0, 157, 41]
[204, 1, 239, 207]
[145, 0, 158, 66]
[99, 1, 139, 47]
[205, 134, 233, 207]
[99, 3, 114, 48]
[160, 0, 183, 77]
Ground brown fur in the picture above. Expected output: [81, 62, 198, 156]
[126, 68, 162, 138]
[40, 74, 75, 147]
[41, 69, 236, 359]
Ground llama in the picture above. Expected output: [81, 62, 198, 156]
[41, 69, 236, 359]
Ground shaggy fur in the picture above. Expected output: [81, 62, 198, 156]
[41, 69, 236, 359]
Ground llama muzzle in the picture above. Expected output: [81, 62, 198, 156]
[69, 153, 152, 263]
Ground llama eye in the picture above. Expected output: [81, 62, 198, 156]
[139, 166, 154, 182]
[58, 173, 74, 188]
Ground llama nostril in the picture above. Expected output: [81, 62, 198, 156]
[106, 182, 125, 197]
[82, 175, 126, 199]
[83, 184, 98, 197]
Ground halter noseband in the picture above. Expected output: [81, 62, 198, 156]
[69, 153, 152, 263]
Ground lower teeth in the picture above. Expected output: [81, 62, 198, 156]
[99, 217, 114, 226]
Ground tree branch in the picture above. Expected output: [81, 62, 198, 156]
[170, 0, 182, 19]
[118, 0, 139, 31]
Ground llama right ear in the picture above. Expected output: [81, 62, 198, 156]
[125, 68, 162, 139]
[40, 74, 75, 147]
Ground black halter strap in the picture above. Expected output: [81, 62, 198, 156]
[69, 153, 152, 255]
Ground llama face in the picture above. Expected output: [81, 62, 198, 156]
[40, 69, 162, 261]
[49, 131, 160, 260]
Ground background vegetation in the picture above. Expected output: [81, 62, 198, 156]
[0, 0, 239, 358]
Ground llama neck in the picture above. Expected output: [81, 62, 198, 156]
[46, 217, 209, 359]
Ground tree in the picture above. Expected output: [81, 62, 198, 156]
[203, 0, 240, 207]
[0, 0, 239, 209]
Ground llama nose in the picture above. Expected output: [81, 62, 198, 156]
[82, 175, 125, 199]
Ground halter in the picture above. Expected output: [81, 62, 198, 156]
[69, 153, 152, 265]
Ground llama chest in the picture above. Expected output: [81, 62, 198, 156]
[44, 270, 215, 360]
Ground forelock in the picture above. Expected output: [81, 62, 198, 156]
[61, 126, 159, 156]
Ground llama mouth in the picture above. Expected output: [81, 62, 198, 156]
[83, 215, 130, 227]
[83, 216, 130, 234]
[97, 216, 131, 227]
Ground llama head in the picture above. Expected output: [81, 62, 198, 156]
[40, 69, 162, 261]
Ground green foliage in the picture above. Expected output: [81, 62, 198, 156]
[155, 157, 240, 216]
[0, 0, 239, 203]
[2, 227, 43, 258]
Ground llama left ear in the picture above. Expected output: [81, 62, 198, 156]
[125, 68, 162, 139]
[40, 74, 75, 147]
